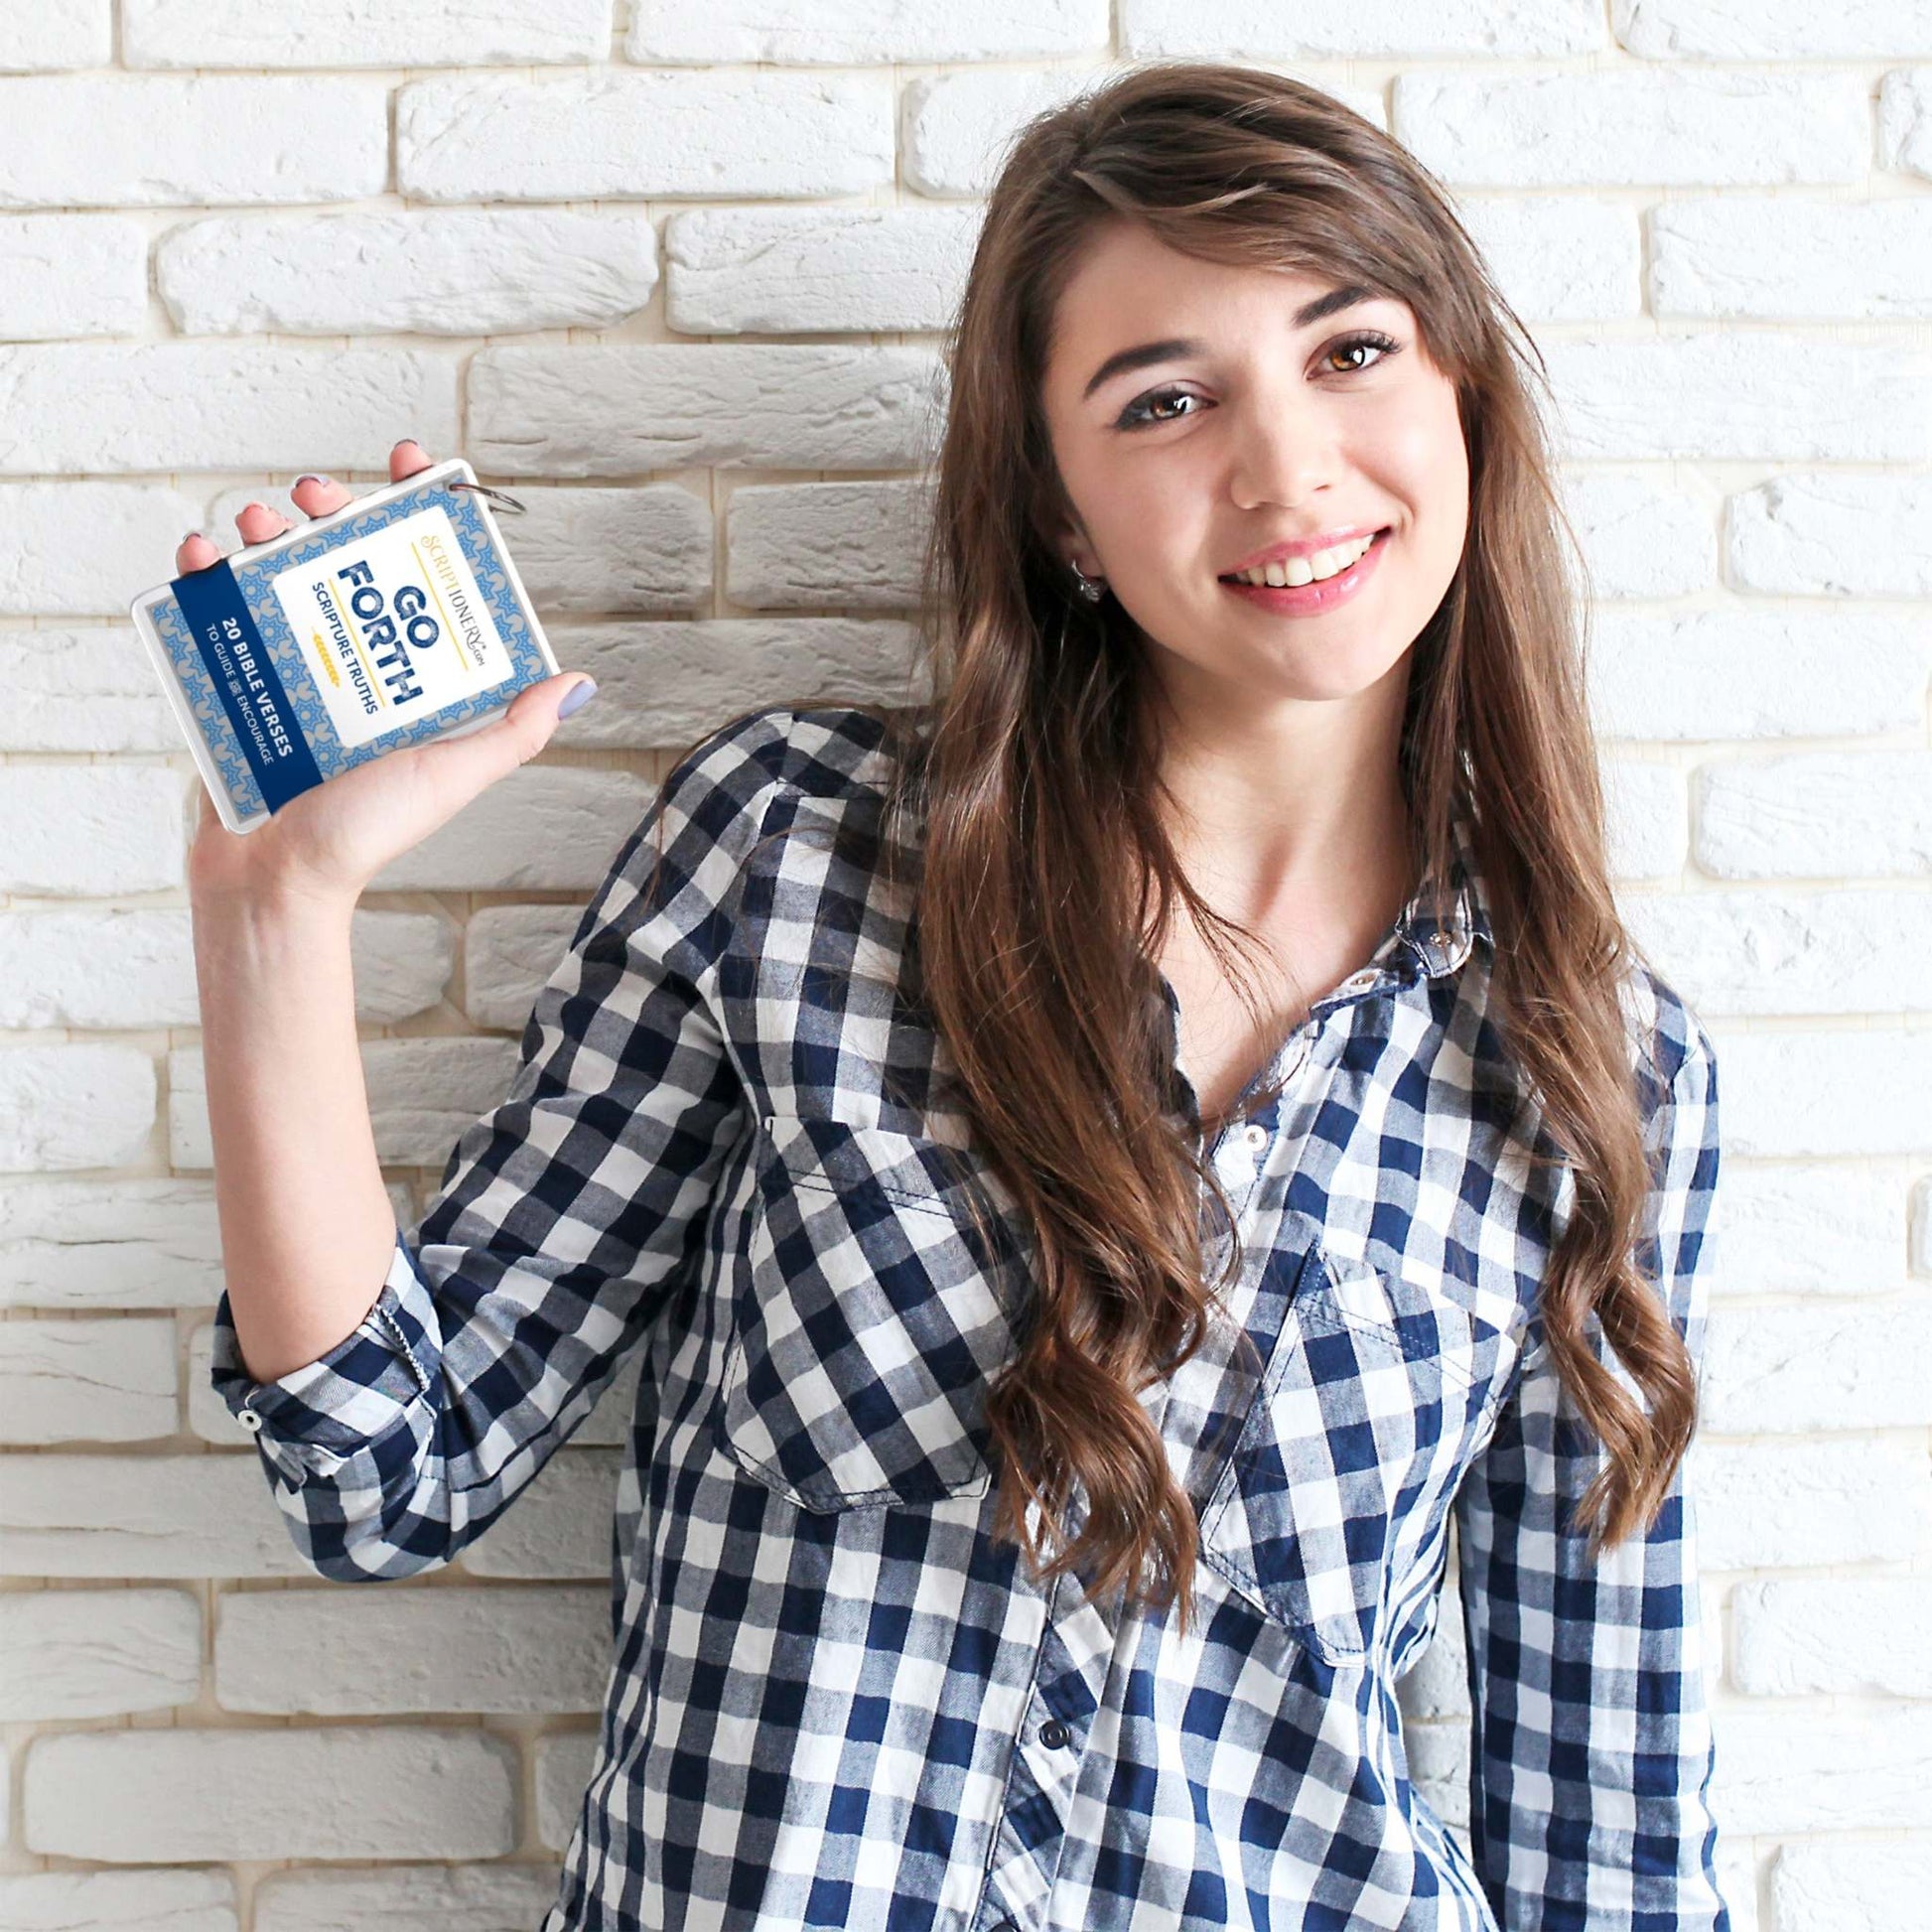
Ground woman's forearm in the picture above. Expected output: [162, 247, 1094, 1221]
[191, 882, 402, 1385]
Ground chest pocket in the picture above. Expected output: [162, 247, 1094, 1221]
[1197, 1242, 1519, 1666]
[716, 1111, 1021, 1512]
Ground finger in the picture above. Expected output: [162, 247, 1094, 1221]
[175, 531, 221, 574]
[235, 500, 292, 548]
[418, 673, 590, 802]
[289, 473, 354, 519]
[390, 439, 434, 482]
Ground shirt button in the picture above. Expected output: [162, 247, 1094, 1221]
[1243, 1122, 1267, 1151]
[237, 1409, 262, 1432]
[1038, 1719, 1070, 1749]
[1343, 969, 1376, 990]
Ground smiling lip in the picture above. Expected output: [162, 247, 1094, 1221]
[1218, 527, 1391, 614]
[1219, 523, 1391, 576]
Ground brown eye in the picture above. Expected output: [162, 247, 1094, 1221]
[1116, 386, 1202, 430]
[1321, 331, 1401, 376]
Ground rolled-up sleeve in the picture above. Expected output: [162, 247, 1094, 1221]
[207, 708, 787, 1581]
[1452, 1016, 1730, 1930]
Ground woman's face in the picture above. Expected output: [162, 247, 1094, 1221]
[1039, 221, 1470, 713]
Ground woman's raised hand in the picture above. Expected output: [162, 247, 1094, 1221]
[176, 439, 595, 911]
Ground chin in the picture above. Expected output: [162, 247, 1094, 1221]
[1251, 639, 1411, 702]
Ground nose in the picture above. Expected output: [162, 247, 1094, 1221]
[1225, 378, 1345, 513]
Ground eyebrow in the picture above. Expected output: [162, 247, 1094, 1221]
[1080, 283, 1381, 402]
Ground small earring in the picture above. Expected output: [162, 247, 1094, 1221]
[1070, 561, 1105, 603]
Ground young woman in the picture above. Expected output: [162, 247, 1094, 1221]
[185, 61, 1728, 1932]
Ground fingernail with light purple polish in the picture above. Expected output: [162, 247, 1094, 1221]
[557, 679, 598, 718]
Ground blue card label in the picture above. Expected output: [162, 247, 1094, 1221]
[169, 558, 326, 812]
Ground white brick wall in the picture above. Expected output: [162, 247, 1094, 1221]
[2, 12, 1927, 1931]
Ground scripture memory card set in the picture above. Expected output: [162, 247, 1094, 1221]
[129, 458, 559, 835]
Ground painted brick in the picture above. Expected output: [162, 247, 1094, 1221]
[364, 766, 654, 893]
[124, 0, 611, 68]
[467, 343, 945, 477]
[250, 1864, 563, 1930]
[1703, 1706, 1932, 1835]
[0, 1044, 156, 1174]
[0, 909, 197, 1030]
[1732, 1577, 1932, 1698]
[724, 479, 929, 611]
[0, 1870, 235, 1927]
[665, 205, 981, 334]
[0, 1453, 320, 1578]
[1617, 0, 1932, 59]
[23, 1725, 516, 1862]
[1727, 472, 1932, 598]
[158, 208, 656, 337]
[1714, 1028, 1932, 1159]
[0, 483, 205, 617]
[1653, 196, 1932, 319]
[456, 1448, 621, 1580]
[537, 1729, 600, 1851]
[0, 212, 146, 338]
[215, 1585, 608, 1714]
[1394, 69, 1867, 188]
[486, 485, 712, 615]
[1697, 754, 1932, 881]
[0, 1588, 202, 1720]
[632, 0, 1103, 63]
[1709, 1163, 1910, 1298]
[903, 65, 1134, 198]
[0, 1175, 223, 1311]
[1620, 887, 1932, 1019]
[1455, 195, 1641, 321]
[0, 344, 460, 475]
[0, 1315, 179, 1445]
[1124, 0, 1602, 59]
[1703, 1298, 1932, 1434]
[1544, 334, 1928, 463]
[1603, 758, 1689, 880]
[1691, 1437, 1932, 1570]
[207, 478, 717, 620]
[0, 629, 180, 751]
[545, 619, 927, 753]
[1588, 612, 1932, 742]
[1560, 469, 1717, 600]
[0, 0, 111, 70]
[1881, 68, 1932, 181]
[1769, 1838, 1932, 1932]
[464, 902, 583, 1031]
[0, 764, 185, 897]
[0, 76, 388, 207]
[397, 70, 894, 202]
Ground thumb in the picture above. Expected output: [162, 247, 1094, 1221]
[498, 672, 598, 765]
[415, 673, 597, 808]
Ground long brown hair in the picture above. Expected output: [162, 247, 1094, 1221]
[661, 60, 1701, 1636]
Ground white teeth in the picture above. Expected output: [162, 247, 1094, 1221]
[1231, 531, 1378, 588]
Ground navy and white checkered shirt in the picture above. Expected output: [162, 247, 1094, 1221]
[210, 702, 1730, 1932]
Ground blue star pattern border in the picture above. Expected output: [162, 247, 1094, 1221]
[150, 478, 551, 823]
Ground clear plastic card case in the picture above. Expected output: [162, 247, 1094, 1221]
[129, 457, 558, 835]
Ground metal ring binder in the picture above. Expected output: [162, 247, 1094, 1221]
[447, 479, 527, 514]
